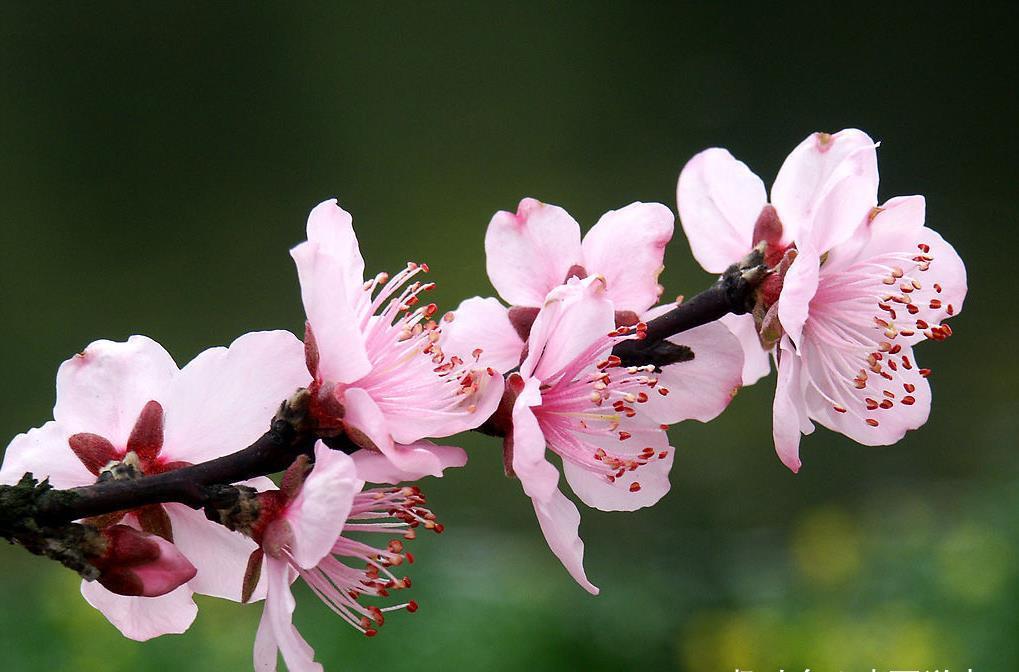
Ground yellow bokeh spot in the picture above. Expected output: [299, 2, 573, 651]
[791, 506, 862, 586]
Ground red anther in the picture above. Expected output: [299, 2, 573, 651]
[919, 368, 932, 377]
[918, 243, 930, 253]
[368, 606, 384, 625]
[629, 482, 642, 493]
[901, 356, 912, 370]
[888, 359, 898, 371]
[833, 406, 847, 413]
[659, 424, 669, 431]
[899, 329, 915, 337]
[406, 552, 415, 564]
[658, 451, 668, 459]
[637, 392, 648, 403]
[906, 304, 919, 315]
[866, 418, 880, 427]
[640, 447, 655, 458]
[433, 524, 445, 534]
[901, 396, 916, 405]
[880, 371, 894, 380]
[941, 324, 953, 337]
[658, 388, 669, 396]
[903, 383, 916, 393]
[618, 432, 632, 441]
[879, 400, 893, 410]
[606, 355, 621, 368]
[946, 304, 955, 315]
[424, 303, 438, 317]
[929, 299, 942, 310]
[890, 344, 902, 354]
[388, 540, 404, 553]
[406, 600, 420, 613]
[933, 283, 942, 293]
[865, 398, 879, 411]
[421, 263, 430, 273]
[883, 390, 895, 398]
[364, 628, 378, 638]
[472, 348, 483, 360]
[916, 320, 929, 330]
[359, 616, 372, 629]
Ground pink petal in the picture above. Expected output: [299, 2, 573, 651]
[719, 313, 772, 385]
[163, 503, 266, 602]
[677, 148, 767, 273]
[162, 330, 309, 465]
[641, 320, 744, 424]
[532, 488, 599, 595]
[305, 199, 365, 305]
[286, 443, 359, 569]
[772, 340, 813, 473]
[771, 129, 879, 253]
[485, 197, 583, 307]
[580, 202, 674, 312]
[561, 427, 673, 512]
[54, 336, 178, 443]
[801, 340, 931, 446]
[777, 247, 821, 348]
[291, 225, 372, 384]
[510, 379, 560, 502]
[351, 440, 467, 484]
[0, 421, 93, 489]
[439, 297, 524, 372]
[374, 364, 504, 444]
[254, 557, 321, 672]
[80, 580, 197, 642]
[520, 277, 615, 382]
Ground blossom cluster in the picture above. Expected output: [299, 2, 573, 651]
[0, 129, 965, 671]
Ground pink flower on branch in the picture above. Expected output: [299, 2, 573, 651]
[241, 444, 436, 672]
[291, 199, 502, 480]
[448, 276, 739, 593]
[0, 331, 308, 640]
[677, 130, 966, 471]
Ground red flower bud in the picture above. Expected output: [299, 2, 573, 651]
[91, 525, 196, 597]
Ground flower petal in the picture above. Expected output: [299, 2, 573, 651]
[291, 208, 373, 384]
[580, 202, 674, 312]
[562, 427, 673, 512]
[54, 336, 178, 443]
[510, 379, 560, 502]
[163, 503, 266, 601]
[801, 340, 931, 446]
[719, 313, 772, 385]
[532, 488, 599, 595]
[439, 297, 524, 373]
[677, 148, 767, 273]
[80, 580, 197, 642]
[772, 340, 813, 473]
[485, 198, 583, 306]
[351, 440, 467, 484]
[521, 277, 614, 382]
[777, 247, 821, 349]
[163, 330, 309, 465]
[286, 443, 360, 569]
[254, 557, 321, 672]
[0, 421, 92, 489]
[771, 129, 879, 253]
[641, 320, 744, 424]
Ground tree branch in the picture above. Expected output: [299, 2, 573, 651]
[612, 259, 765, 367]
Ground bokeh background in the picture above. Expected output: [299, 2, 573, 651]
[2, 3, 1017, 670]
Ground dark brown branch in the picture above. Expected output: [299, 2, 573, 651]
[612, 259, 766, 367]
[2, 390, 359, 535]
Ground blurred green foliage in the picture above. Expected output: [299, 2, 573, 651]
[1, 3, 1016, 670]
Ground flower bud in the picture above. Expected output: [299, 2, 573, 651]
[91, 525, 196, 597]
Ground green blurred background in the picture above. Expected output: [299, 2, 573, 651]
[1, 3, 1016, 670]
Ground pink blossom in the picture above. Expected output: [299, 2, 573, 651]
[0, 331, 308, 640]
[677, 129, 880, 384]
[246, 444, 436, 672]
[474, 277, 688, 593]
[291, 199, 503, 478]
[770, 196, 966, 472]
[676, 131, 965, 471]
